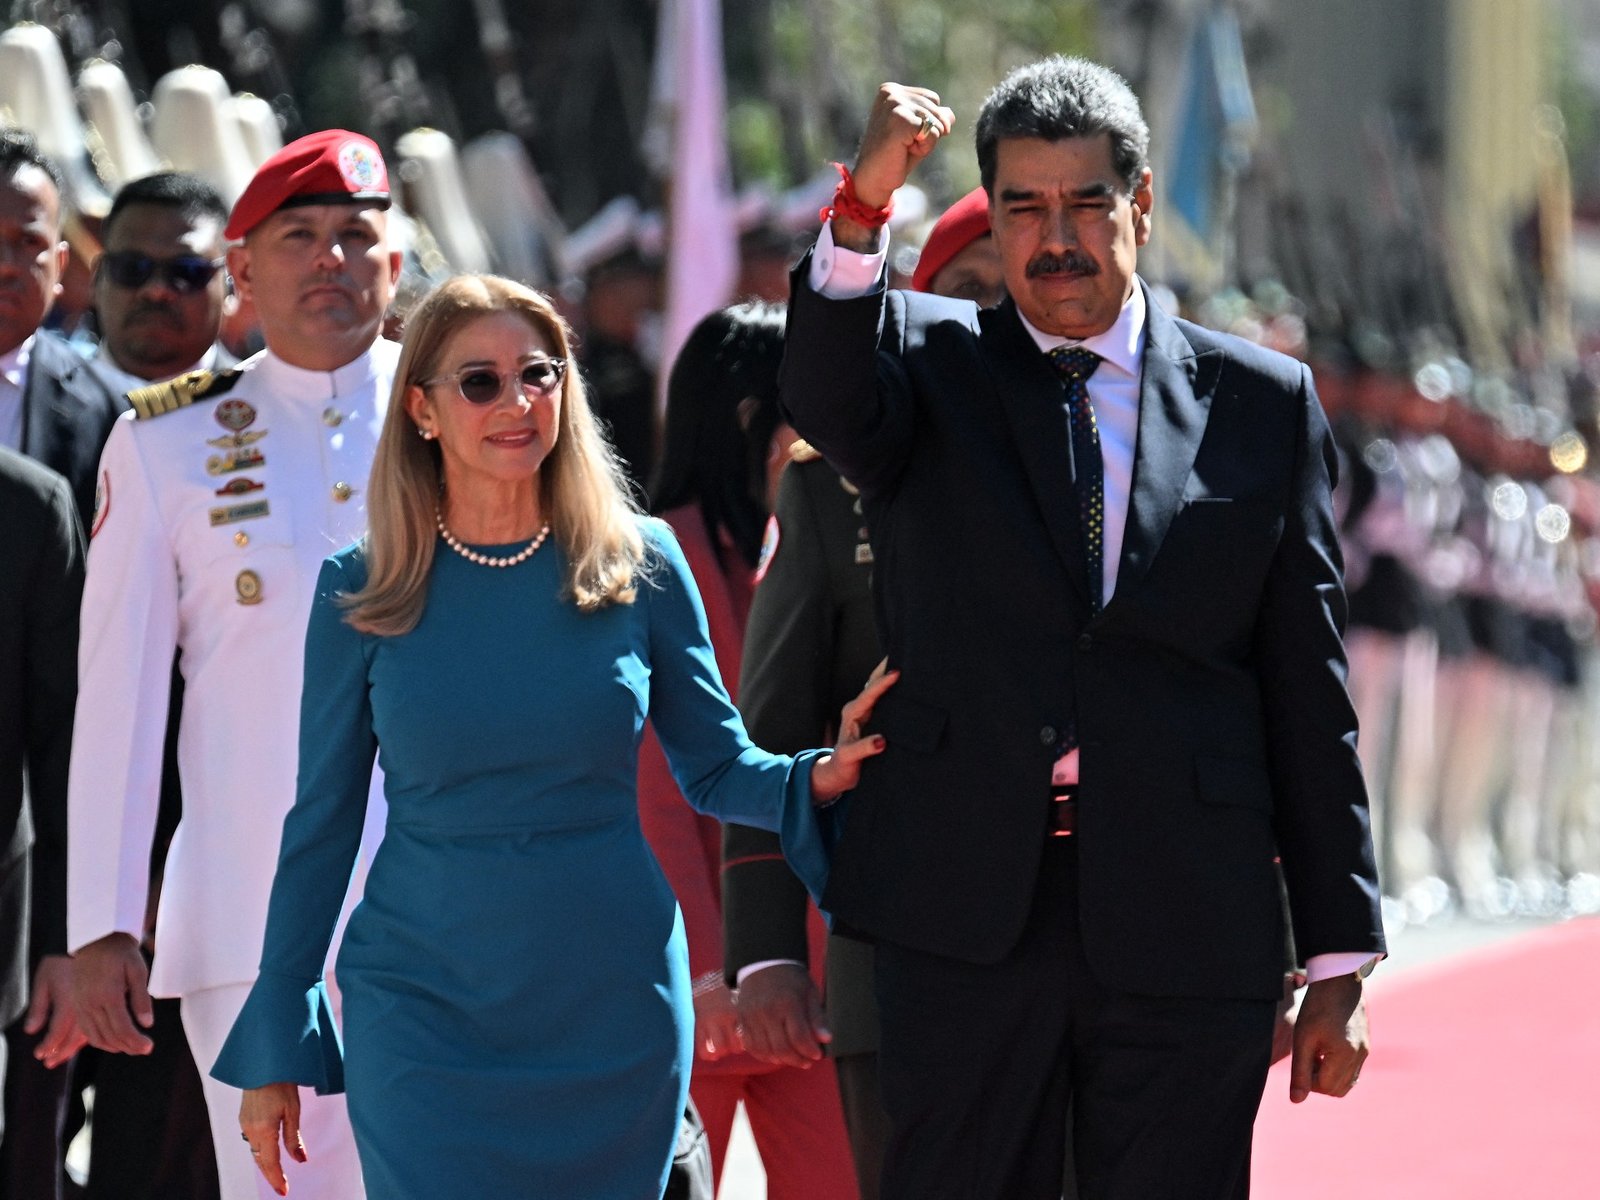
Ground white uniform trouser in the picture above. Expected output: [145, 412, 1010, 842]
[181, 983, 365, 1200]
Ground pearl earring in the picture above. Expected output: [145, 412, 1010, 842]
[418, 427, 435, 441]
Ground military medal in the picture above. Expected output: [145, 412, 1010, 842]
[207, 447, 267, 476]
[206, 429, 268, 450]
[210, 499, 270, 526]
[235, 569, 263, 606]
[215, 398, 257, 433]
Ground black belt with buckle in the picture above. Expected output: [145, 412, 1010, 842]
[1048, 785, 1077, 837]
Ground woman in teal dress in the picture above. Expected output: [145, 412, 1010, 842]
[210, 274, 892, 1199]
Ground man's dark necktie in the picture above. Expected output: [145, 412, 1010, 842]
[1049, 346, 1105, 616]
[1044, 345, 1104, 813]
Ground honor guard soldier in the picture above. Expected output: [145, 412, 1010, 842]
[66, 130, 402, 1200]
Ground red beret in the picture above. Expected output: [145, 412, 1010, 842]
[910, 187, 992, 293]
[225, 130, 391, 240]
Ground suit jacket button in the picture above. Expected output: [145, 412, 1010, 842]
[1077, 633, 1094, 651]
[1040, 725, 1058, 745]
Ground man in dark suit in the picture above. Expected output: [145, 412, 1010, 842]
[779, 58, 1385, 1199]
[0, 130, 128, 532]
[0, 449, 84, 1175]
[0, 127, 124, 1200]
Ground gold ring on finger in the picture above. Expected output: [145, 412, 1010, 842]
[917, 112, 936, 141]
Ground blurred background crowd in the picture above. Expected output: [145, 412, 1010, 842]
[5, 0, 1600, 1196]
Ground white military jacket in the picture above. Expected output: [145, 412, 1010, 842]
[67, 339, 399, 997]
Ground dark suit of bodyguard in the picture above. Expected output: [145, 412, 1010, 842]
[780, 60, 1384, 1199]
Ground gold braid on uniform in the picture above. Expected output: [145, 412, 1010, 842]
[127, 368, 243, 421]
[788, 438, 822, 463]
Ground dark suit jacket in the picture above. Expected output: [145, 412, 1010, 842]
[724, 455, 884, 1057]
[780, 266, 1385, 1001]
[20, 331, 130, 531]
[0, 449, 86, 1026]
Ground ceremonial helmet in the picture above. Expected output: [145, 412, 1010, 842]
[150, 65, 257, 204]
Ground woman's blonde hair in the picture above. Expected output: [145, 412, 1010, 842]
[343, 273, 645, 636]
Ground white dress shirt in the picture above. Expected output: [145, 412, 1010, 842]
[0, 335, 34, 452]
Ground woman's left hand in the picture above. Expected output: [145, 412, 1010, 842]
[240, 1082, 307, 1196]
[810, 661, 899, 805]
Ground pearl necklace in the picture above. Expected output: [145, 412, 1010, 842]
[435, 510, 551, 568]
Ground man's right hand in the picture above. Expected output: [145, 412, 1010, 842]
[72, 932, 155, 1055]
[832, 83, 955, 252]
[735, 963, 831, 1069]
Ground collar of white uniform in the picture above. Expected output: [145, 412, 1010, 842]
[0, 333, 36, 390]
[254, 340, 386, 403]
[1017, 281, 1147, 380]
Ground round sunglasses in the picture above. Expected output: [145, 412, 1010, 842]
[100, 251, 226, 294]
[420, 357, 569, 405]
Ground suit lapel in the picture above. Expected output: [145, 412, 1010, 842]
[1114, 286, 1221, 603]
[980, 299, 1091, 608]
[20, 334, 102, 461]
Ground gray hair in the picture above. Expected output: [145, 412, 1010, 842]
[975, 56, 1150, 196]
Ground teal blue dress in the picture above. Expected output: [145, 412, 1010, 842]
[212, 519, 832, 1199]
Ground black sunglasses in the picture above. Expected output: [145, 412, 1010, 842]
[101, 251, 225, 294]
[420, 357, 569, 405]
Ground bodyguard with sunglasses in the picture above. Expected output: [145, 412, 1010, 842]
[66, 130, 403, 1200]
[89, 172, 233, 395]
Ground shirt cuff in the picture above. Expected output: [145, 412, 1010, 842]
[1304, 951, 1382, 983]
[808, 222, 890, 299]
[735, 958, 805, 988]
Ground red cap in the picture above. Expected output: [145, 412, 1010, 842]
[225, 130, 391, 240]
[910, 187, 992, 293]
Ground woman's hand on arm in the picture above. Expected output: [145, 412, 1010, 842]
[240, 1083, 307, 1196]
[692, 979, 745, 1062]
[810, 662, 898, 804]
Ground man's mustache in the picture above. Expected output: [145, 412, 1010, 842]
[1026, 250, 1097, 278]
[125, 302, 184, 325]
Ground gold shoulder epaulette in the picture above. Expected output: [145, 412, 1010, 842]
[128, 367, 242, 420]
[789, 439, 823, 464]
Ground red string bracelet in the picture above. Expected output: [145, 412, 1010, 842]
[819, 162, 894, 228]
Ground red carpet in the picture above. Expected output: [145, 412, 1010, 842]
[1250, 917, 1600, 1198]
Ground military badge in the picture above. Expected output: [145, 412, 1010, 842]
[754, 514, 781, 584]
[206, 429, 268, 450]
[210, 500, 270, 526]
[338, 140, 386, 192]
[215, 477, 264, 497]
[215, 399, 258, 434]
[235, 569, 264, 606]
[90, 470, 110, 539]
[207, 447, 267, 476]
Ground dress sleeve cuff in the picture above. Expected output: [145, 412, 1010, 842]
[776, 749, 847, 912]
[209, 972, 347, 1096]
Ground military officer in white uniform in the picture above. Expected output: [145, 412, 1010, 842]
[66, 130, 402, 1200]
